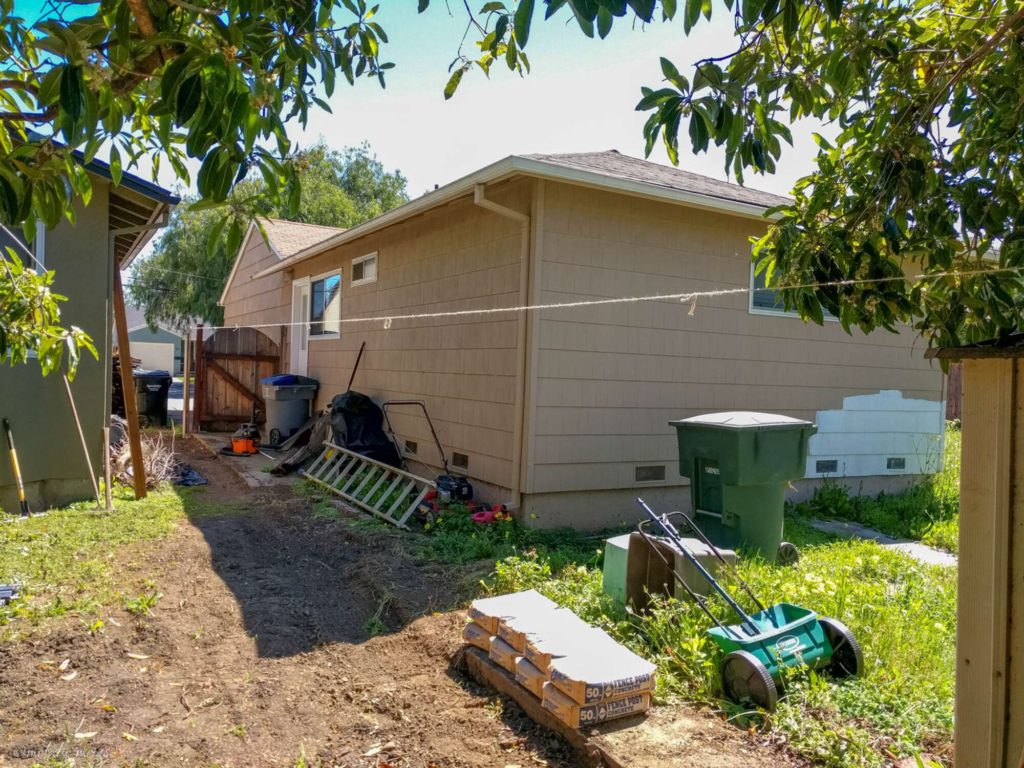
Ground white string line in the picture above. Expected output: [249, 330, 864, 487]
[192, 264, 1024, 333]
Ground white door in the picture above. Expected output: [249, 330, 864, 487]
[290, 279, 310, 375]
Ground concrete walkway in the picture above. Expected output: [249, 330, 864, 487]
[808, 518, 957, 567]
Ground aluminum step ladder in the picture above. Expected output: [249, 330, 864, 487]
[301, 442, 435, 529]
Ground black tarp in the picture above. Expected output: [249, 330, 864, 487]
[329, 391, 401, 467]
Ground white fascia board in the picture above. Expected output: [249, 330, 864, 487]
[251, 154, 782, 280]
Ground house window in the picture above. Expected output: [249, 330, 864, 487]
[749, 263, 836, 319]
[0, 221, 45, 271]
[452, 452, 469, 470]
[351, 252, 377, 286]
[309, 272, 341, 337]
[887, 457, 907, 470]
[404, 440, 418, 456]
[816, 459, 839, 474]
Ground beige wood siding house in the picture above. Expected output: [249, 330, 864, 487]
[221, 151, 944, 528]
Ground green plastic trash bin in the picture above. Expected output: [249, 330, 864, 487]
[669, 411, 816, 562]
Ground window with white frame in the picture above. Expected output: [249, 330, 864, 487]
[351, 252, 377, 286]
[0, 221, 45, 271]
[309, 271, 341, 337]
[749, 263, 836, 319]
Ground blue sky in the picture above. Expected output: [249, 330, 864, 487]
[15, 1, 827, 198]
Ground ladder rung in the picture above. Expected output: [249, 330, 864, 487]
[385, 478, 417, 518]
[352, 466, 383, 500]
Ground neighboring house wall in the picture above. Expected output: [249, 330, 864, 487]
[520, 181, 944, 527]
[222, 232, 291, 336]
[117, 325, 184, 373]
[287, 178, 530, 496]
[130, 340, 175, 373]
[0, 187, 111, 513]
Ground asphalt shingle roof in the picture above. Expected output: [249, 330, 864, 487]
[520, 150, 790, 209]
[262, 218, 347, 259]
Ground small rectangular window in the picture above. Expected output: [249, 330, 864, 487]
[309, 272, 341, 337]
[0, 222, 44, 271]
[404, 440, 418, 456]
[816, 459, 839, 474]
[750, 263, 835, 319]
[886, 457, 906, 470]
[634, 465, 666, 483]
[351, 252, 377, 286]
[452, 452, 469, 470]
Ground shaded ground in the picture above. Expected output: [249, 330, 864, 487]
[0, 440, 803, 767]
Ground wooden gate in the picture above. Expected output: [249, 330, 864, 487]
[194, 327, 280, 431]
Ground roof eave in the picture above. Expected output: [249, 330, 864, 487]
[251, 154, 781, 280]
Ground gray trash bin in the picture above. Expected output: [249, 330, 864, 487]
[260, 374, 319, 447]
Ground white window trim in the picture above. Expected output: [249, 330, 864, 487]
[32, 221, 45, 271]
[308, 269, 342, 340]
[350, 251, 378, 287]
[747, 263, 839, 322]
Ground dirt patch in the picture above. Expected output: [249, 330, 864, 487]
[0, 439, 802, 767]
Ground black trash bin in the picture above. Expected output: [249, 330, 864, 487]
[134, 369, 172, 427]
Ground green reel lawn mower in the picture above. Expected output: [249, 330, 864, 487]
[636, 498, 863, 710]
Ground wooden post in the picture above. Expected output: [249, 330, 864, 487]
[192, 324, 205, 433]
[181, 335, 191, 435]
[279, 324, 287, 373]
[102, 427, 113, 511]
[112, 268, 147, 499]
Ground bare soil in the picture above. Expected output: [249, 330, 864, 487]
[0, 440, 804, 768]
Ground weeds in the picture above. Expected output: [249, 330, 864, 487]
[363, 590, 393, 637]
[124, 590, 162, 617]
[487, 518, 956, 767]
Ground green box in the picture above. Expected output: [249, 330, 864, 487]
[601, 533, 633, 605]
[670, 412, 816, 560]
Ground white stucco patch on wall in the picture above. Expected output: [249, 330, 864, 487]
[805, 390, 946, 479]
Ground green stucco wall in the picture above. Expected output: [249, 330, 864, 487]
[0, 184, 112, 513]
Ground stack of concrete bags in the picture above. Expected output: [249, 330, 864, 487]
[463, 590, 656, 729]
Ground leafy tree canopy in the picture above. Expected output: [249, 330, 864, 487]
[2, 0, 1022, 376]
[435, 0, 1024, 350]
[127, 141, 407, 329]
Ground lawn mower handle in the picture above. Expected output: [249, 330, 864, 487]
[637, 498, 760, 636]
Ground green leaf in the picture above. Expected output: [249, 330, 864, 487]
[684, 0, 701, 30]
[514, 0, 535, 46]
[418, 0, 429, 10]
[109, 146, 123, 186]
[59, 65, 84, 122]
[444, 67, 465, 100]
[175, 74, 203, 123]
[823, 0, 842, 20]
[597, 7, 613, 37]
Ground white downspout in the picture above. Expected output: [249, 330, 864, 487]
[474, 183, 530, 512]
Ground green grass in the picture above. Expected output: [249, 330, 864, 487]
[0, 482, 241, 641]
[791, 423, 961, 553]
[0, 485, 188, 637]
[484, 518, 956, 767]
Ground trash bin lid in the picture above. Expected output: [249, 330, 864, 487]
[670, 411, 814, 431]
[134, 368, 171, 379]
[259, 373, 318, 386]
